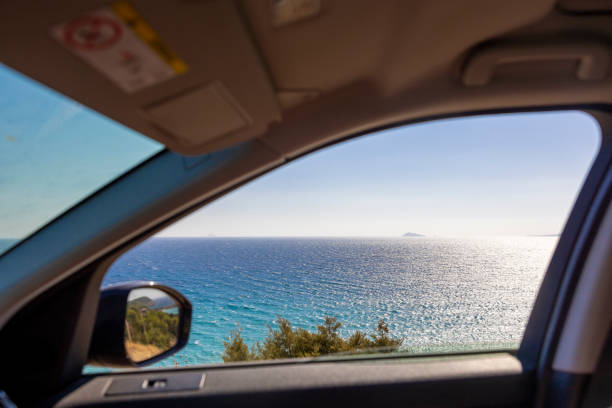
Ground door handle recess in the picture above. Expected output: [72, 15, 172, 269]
[105, 372, 205, 396]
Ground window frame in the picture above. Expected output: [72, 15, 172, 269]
[98, 107, 612, 371]
[1, 106, 611, 407]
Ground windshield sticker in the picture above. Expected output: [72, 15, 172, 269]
[51, 1, 187, 93]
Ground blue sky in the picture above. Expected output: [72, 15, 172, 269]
[159, 111, 600, 237]
[0, 64, 162, 241]
[0, 63, 602, 241]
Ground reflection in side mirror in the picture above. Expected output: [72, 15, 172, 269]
[125, 288, 180, 363]
[88, 282, 191, 368]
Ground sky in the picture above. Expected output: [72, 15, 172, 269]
[158, 111, 600, 237]
[0, 63, 602, 242]
[0, 63, 162, 242]
[128, 287, 173, 302]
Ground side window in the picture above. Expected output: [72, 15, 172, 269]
[100, 111, 600, 368]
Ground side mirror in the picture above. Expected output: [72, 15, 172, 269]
[87, 281, 192, 368]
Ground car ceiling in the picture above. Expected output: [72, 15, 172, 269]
[1, 0, 612, 159]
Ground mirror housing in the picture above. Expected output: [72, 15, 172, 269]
[87, 281, 192, 368]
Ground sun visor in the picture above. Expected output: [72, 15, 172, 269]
[0, 0, 281, 155]
[145, 82, 253, 146]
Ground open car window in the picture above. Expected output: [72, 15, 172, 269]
[0, 63, 163, 256]
[94, 110, 600, 370]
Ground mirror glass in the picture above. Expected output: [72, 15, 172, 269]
[125, 288, 180, 363]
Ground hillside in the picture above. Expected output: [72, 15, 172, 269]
[127, 296, 154, 309]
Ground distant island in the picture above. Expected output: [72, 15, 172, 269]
[402, 232, 425, 237]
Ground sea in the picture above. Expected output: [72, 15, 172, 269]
[100, 236, 556, 367]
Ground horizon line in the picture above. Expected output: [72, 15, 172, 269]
[0, 233, 562, 240]
[150, 234, 561, 239]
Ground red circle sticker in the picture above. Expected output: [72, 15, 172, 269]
[63, 15, 122, 51]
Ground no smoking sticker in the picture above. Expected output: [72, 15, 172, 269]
[63, 15, 123, 51]
[51, 2, 187, 93]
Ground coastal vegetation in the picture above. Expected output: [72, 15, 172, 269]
[125, 303, 179, 352]
[222, 317, 402, 362]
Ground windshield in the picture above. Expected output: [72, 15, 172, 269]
[0, 64, 163, 256]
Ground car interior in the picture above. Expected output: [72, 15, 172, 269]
[0, 0, 611, 407]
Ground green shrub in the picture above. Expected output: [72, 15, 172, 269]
[222, 317, 402, 362]
[222, 327, 257, 362]
[125, 307, 179, 349]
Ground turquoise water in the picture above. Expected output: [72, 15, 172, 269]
[101, 236, 555, 367]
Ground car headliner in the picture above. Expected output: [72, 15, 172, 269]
[2, 0, 611, 158]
